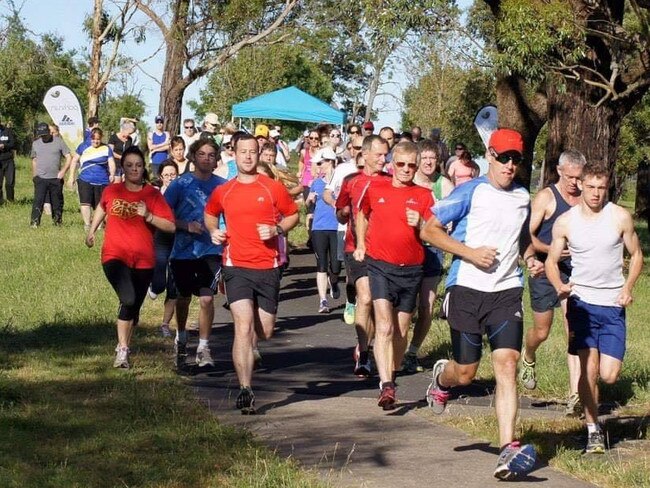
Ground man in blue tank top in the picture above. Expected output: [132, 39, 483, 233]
[546, 162, 643, 455]
[147, 115, 170, 178]
[521, 150, 585, 417]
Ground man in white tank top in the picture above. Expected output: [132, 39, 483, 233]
[546, 163, 643, 455]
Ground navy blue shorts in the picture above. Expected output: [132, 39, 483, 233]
[567, 296, 626, 361]
[422, 246, 443, 278]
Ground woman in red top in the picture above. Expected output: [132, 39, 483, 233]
[86, 146, 175, 369]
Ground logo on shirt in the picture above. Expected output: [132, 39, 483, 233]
[110, 199, 139, 219]
[406, 198, 418, 205]
[377, 197, 385, 203]
[59, 114, 75, 126]
[257, 196, 265, 203]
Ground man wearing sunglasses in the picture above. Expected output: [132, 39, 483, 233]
[421, 128, 543, 480]
[180, 118, 199, 157]
[353, 141, 434, 410]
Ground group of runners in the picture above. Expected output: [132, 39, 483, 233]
[29, 111, 643, 480]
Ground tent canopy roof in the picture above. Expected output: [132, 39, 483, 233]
[232, 86, 345, 125]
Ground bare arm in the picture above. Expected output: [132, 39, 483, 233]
[544, 214, 572, 298]
[353, 209, 369, 261]
[107, 156, 116, 182]
[529, 188, 554, 255]
[58, 153, 72, 180]
[67, 153, 80, 187]
[297, 149, 305, 177]
[617, 206, 644, 306]
[440, 176, 454, 199]
[323, 188, 337, 207]
[32, 157, 37, 177]
[85, 204, 107, 247]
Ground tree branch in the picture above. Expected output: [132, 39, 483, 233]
[133, 0, 168, 37]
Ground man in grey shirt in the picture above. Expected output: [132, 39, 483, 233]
[30, 122, 71, 227]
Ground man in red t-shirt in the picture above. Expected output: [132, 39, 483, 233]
[335, 135, 390, 378]
[204, 134, 299, 414]
[354, 141, 434, 409]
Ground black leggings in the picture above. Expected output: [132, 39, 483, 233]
[102, 260, 153, 321]
[312, 230, 341, 275]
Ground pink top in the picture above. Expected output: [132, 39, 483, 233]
[301, 149, 315, 186]
[448, 160, 476, 186]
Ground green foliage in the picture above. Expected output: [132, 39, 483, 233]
[618, 92, 650, 177]
[98, 93, 148, 147]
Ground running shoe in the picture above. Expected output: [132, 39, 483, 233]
[236, 386, 256, 415]
[493, 441, 537, 480]
[253, 348, 262, 368]
[354, 350, 371, 377]
[174, 341, 188, 368]
[113, 346, 130, 369]
[378, 383, 397, 410]
[318, 298, 330, 314]
[584, 431, 606, 454]
[343, 302, 356, 325]
[329, 277, 340, 299]
[196, 345, 215, 368]
[564, 392, 583, 417]
[160, 324, 173, 338]
[519, 352, 537, 390]
[147, 286, 158, 300]
[401, 352, 423, 374]
[426, 359, 450, 414]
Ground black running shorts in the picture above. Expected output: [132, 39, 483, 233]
[344, 252, 368, 284]
[170, 255, 221, 298]
[222, 265, 282, 315]
[366, 257, 423, 313]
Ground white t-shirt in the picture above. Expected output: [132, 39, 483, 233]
[326, 161, 359, 232]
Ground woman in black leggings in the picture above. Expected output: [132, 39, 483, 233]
[86, 146, 175, 368]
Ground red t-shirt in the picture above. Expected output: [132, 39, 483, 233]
[335, 172, 391, 253]
[359, 183, 434, 266]
[205, 174, 298, 269]
[100, 183, 175, 268]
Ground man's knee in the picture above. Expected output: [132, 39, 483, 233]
[198, 295, 214, 309]
[455, 364, 476, 386]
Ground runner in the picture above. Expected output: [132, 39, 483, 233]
[85, 146, 175, 369]
[521, 150, 586, 416]
[545, 162, 643, 454]
[205, 134, 299, 414]
[307, 147, 341, 313]
[336, 135, 391, 377]
[354, 141, 434, 409]
[164, 139, 226, 369]
[421, 128, 542, 479]
[402, 140, 453, 373]
[324, 134, 364, 325]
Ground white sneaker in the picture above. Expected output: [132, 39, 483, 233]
[196, 346, 215, 368]
[113, 346, 130, 369]
[160, 324, 173, 338]
[147, 287, 158, 300]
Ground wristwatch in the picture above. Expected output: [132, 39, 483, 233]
[276, 225, 284, 236]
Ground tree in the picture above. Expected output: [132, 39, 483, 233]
[484, 0, 650, 196]
[135, 0, 299, 135]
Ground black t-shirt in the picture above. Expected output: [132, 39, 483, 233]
[108, 133, 133, 160]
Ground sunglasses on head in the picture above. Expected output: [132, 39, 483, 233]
[492, 150, 523, 165]
[349, 129, 359, 134]
[330, 133, 341, 137]
[394, 161, 417, 170]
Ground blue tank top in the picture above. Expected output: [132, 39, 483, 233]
[536, 184, 572, 268]
[151, 132, 168, 165]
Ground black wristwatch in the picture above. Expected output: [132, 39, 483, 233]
[276, 225, 284, 236]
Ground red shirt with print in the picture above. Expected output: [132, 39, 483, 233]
[335, 172, 391, 253]
[205, 174, 298, 269]
[100, 183, 175, 268]
[359, 183, 434, 266]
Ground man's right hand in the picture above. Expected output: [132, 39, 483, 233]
[467, 246, 498, 269]
[556, 282, 573, 300]
[210, 229, 227, 245]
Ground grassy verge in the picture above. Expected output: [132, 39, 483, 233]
[418, 202, 649, 487]
[0, 157, 323, 487]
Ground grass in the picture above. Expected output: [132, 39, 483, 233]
[0, 157, 324, 487]
[417, 193, 650, 487]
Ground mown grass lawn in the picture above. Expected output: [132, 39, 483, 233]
[419, 188, 650, 488]
[0, 157, 324, 488]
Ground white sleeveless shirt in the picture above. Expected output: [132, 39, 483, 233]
[568, 203, 624, 306]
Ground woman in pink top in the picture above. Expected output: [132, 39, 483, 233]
[298, 129, 321, 237]
[448, 149, 480, 187]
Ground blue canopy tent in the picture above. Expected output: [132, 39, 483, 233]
[231, 86, 346, 125]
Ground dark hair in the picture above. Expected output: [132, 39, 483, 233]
[159, 160, 179, 176]
[234, 133, 257, 150]
[231, 130, 248, 149]
[170, 136, 185, 149]
[458, 149, 472, 162]
[90, 127, 103, 139]
[261, 141, 277, 155]
[88, 116, 99, 126]
[581, 162, 609, 181]
[188, 138, 219, 160]
[379, 127, 394, 136]
[400, 131, 413, 142]
[347, 124, 361, 135]
[121, 145, 150, 182]
[361, 134, 389, 153]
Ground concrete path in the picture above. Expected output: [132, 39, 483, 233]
[190, 250, 594, 487]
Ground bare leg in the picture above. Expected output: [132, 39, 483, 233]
[491, 348, 521, 447]
[230, 299, 256, 387]
[523, 310, 553, 362]
[355, 277, 373, 353]
[162, 298, 176, 326]
[560, 300, 581, 395]
[198, 295, 214, 341]
[578, 348, 600, 424]
[80, 204, 92, 228]
[316, 271, 328, 301]
[117, 318, 134, 348]
[438, 360, 479, 388]
[393, 311, 413, 371]
[372, 299, 395, 384]
[410, 276, 439, 350]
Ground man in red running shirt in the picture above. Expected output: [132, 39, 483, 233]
[204, 134, 299, 414]
[353, 141, 434, 409]
[336, 135, 391, 377]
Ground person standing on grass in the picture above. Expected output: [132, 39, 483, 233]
[421, 128, 543, 480]
[85, 146, 175, 369]
[354, 141, 434, 410]
[336, 135, 391, 378]
[147, 115, 170, 178]
[164, 139, 226, 369]
[30, 122, 71, 228]
[0, 116, 16, 205]
[306, 147, 341, 314]
[401, 139, 453, 374]
[545, 162, 643, 455]
[148, 160, 180, 338]
[204, 134, 299, 415]
[520, 149, 586, 417]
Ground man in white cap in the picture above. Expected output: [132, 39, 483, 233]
[270, 127, 290, 169]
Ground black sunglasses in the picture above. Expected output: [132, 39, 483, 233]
[394, 161, 417, 169]
[492, 150, 523, 165]
[352, 145, 362, 150]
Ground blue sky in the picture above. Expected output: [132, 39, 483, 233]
[12, 0, 471, 131]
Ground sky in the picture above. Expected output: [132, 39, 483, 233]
[11, 0, 467, 132]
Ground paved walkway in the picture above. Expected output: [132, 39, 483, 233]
[190, 250, 594, 487]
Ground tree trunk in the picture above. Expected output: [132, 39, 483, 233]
[365, 67, 381, 122]
[87, 0, 103, 119]
[495, 75, 547, 190]
[158, 41, 186, 136]
[545, 81, 627, 200]
[634, 158, 649, 223]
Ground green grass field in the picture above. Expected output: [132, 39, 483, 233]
[0, 157, 324, 487]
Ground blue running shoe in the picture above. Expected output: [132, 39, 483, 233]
[493, 441, 536, 480]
